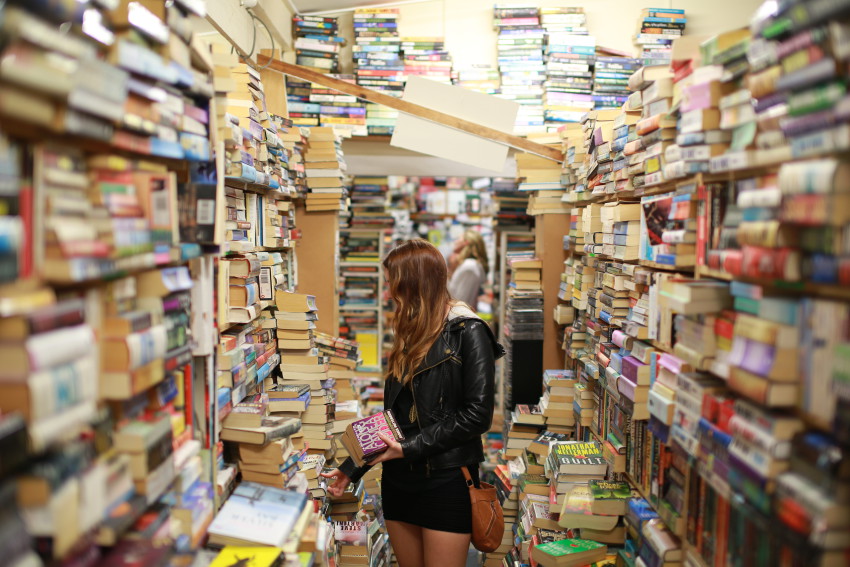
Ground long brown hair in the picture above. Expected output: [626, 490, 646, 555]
[458, 229, 489, 274]
[383, 239, 451, 384]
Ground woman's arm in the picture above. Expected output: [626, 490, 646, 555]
[399, 321, 495, 460]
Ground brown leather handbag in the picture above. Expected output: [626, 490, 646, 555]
[462, 466, 505, 553]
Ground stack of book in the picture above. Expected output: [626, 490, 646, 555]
[492, 178, 533, 229]
[315, 331, 361, 370]
[292, 15, 344, 74]
[538, 369, 577, 431]
[541, 8, 594, 130]
[545, 440, 607, 524]
[344, 176, 392, 228]
[303, 127, 348, 213]
[335, 520, 385, 567]
[628, 65, 676, 189]
[317, 76, 369, 137]
[280, 126, 309, 199]
[0, 298, 97, 451]
[494, 4, 546, 134]
[502, 418, 545, 460]
[634, 7, 686, 66]
[592, 56, 638, 110]
[558, 479, 630, 545]
[285, 78, 320, 128]
[353, 7, 402, 135]
[400, 37, 453, 85]
[455, 65, 501, 94]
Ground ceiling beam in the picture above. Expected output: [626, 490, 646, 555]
[256, 54, 564, 163]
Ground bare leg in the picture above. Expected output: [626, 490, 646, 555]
[422, 527, 471, 567]
[386, 520, 425, 567]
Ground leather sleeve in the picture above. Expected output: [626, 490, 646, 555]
[399, 320, 496, 460]
[338, 456, 372, 484]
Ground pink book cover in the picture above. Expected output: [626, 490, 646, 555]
[350, 410, 404, 457]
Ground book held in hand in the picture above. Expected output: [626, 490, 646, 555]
[341, 410, 404, 467]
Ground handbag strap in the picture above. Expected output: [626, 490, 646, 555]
[461, 466, 475, 487]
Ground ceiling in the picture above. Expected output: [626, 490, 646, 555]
[292, 0, 425, 16]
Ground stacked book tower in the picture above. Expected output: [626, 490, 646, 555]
[503, 255, 544, 411]
[344, 176, 393, 229]
[400, 37, 453, 85]
[272, 291, 337, 463]
[541, 8, 596, 130]
[303, 127, 348, 213]
[628, 65, 676, 191]
[494, 4, 546, 134]
[353, 7, 402, 135]
[285, 78, 320, 129]
[292, 15, 344, 74]
[634, 7, 687, 67]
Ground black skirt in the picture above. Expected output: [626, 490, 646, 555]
[381, 462, 480, 534]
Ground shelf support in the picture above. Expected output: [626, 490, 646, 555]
[256, 54, 564, 164]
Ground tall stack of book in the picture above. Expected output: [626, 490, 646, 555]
[293, 15, 344, 74]
[345, 177, 393, 228]
[494, 5, 546, 135]
[538, 369, 577, 433]
[546, 440, 607, 525]
[273, 292, 337, 461]
[353, 8, 402, 135]
[400, 37, 453, 85]
[303, 127, 347, 213]
[538, 8, 592, 130]
[634, 7, 686, 66]
[492, 178, 532, 229]
[503, 256, 544, 411]
[628, 65, 676, 189]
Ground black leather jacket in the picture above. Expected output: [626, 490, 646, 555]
[339, 314, 505, 483]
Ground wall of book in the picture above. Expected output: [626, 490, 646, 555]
[0, 3, 401, 567]
[495, 2, 850, 567]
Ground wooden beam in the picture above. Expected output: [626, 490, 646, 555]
[256, 54, 564, 163]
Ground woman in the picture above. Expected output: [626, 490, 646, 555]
[321, 239, 504, 567]
[447, 229, 489, 309]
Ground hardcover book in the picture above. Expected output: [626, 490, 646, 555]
[549, 440, 608, 475]
[207, 481, 308, 547]
[341, 410, 404, 467]
[588, 479, 632, 516]
[530, 538, 607, 567]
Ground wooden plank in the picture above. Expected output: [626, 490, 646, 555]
[256, 54, 564, 164]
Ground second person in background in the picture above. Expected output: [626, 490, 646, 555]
[447, 229, 488, 310]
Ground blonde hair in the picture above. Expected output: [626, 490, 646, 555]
[458, 229, 489, 274]
[383, 239, 451, 385]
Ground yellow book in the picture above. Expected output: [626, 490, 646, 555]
[209, 546, 283, 567]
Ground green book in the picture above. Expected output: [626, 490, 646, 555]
[531, 538, 607, 567]
[588, 480, 632, 516]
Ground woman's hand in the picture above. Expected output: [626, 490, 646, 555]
[320, 468, 351, 497]
[365, 432, 404, 465]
